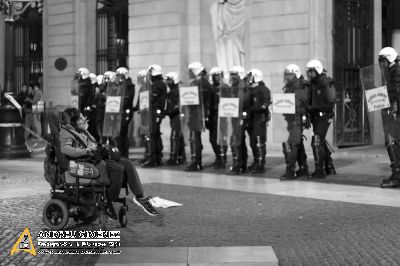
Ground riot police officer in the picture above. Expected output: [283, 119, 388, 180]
[141, 64, 167, 168]
[85, 73, 99, 141]
[74, 67, 95, 115]
[94, 73, 107, 143]
[247, 69, 271, 174]
[116, 67, 136, 158]
[185, 61, 211, 171]
[209, 67, 230, 169]
[378, 47, 400, 188]
[305, 59, 336, 179]
[227, 65, 249, 175]
[280, 64, 311, 180]
[137, 69, 150, 164]
[165, 72, 186, 165]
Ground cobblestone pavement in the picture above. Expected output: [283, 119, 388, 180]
[1, 183, 400, 265]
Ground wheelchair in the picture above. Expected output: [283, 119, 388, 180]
[42, 107, 128, 230]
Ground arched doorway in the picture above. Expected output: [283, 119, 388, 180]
[14, 8, 42, 93]
[96, 0, 128, 74]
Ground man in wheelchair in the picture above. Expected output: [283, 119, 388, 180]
[60, 108, 157, 217]
[43, 107, 156, 230]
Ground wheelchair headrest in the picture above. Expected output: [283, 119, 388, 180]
[46, 105, 71, 138]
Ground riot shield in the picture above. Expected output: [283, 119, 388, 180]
[138, 79, 150, 137]
[102, 79, 126, 138]
[179, 83, 204, 145]
[217, 82, 242, 150]
[359, 64, 390, 141]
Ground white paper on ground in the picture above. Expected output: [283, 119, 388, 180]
[149, 197, 183, 208]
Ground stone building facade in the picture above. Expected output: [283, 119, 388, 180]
[0, 0, 395, 147]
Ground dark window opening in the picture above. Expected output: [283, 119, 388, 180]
[96, 0, 128, 74]
[14, 8, 42, 93]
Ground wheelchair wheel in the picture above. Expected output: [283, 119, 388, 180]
[118, 207, 128, 228]
[43, 199, 69, 230]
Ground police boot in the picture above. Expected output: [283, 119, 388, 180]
[251, 139, 266, 174]
[281, 166, 296, 181]
[281, 143, 298, 181]
[281, 142, 289, 177]
[324, 141, 336, 175]
[184, 136, 202, 172]
[296, 142, 309, 177]
[214, 146, 226, 169]
[166, 132, 179, 166]
[227, 148, 241, 175]
[296, 164, 310, 178]
[381, 141, 400, 188]
[309, 136, 326, 179]
[141, 140, 159, 168]
[139, 135, 150, 164]
[141, 157, 159, 168]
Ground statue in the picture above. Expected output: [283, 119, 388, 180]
[210, 0, 247, 74]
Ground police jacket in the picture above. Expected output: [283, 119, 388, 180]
[309, 73, 335, 115]
[165, 83, 180, 118]
[78, 78, 95, 113]
[123, 78, 135, 114]
[190, 75, 212, 116]
[95, 83, 107, 110]
[249, 81, 271, 120]
[150, 75, 167, 112]
[284, 76, 310, 118]
[210, 81, 230, 115]
[387, 62, 400, 107]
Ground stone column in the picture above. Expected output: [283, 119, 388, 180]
[372, 0, 384, 145]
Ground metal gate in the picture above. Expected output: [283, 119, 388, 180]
[333, 0, 373, 147]
[96, 0, 128, 74]
[14, 10, 42, 93]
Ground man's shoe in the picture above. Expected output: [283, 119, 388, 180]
[184, 162, 202, 172]
[133, 196, 158, 216]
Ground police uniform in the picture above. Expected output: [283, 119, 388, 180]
[118, 77, 135, 158]
[141, 75, 167, 167]
[380, 58, 400, 187]
[95, 82, 107, 143]
[248, 81, 271, 173]
[165, 81, 185, 165]
[227, 79, 249, 174]
[281, 76, 310, 180]
[308, 72, 336, 178]
[209, 80, 230, 169]
[185, 75, 211, 171]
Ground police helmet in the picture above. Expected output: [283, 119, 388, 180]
[188, 61, 205, 76]
[284, 64, 301, 79]
[148, 64, 162, 76]
[166, 72, 179, 84]
[379, 47, 398, 63]
[248, 68, 263, 83]
[230, 65, 245, 79]
[306, 60, 323, 75]
[77, 67, 90, 79]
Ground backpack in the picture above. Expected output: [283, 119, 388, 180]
[325, 77, 336, 103]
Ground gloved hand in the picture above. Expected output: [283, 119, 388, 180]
[156, 109, 163, 124]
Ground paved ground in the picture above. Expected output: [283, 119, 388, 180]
[0, 144, 399, 265]
[2, 184, 400, 265]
